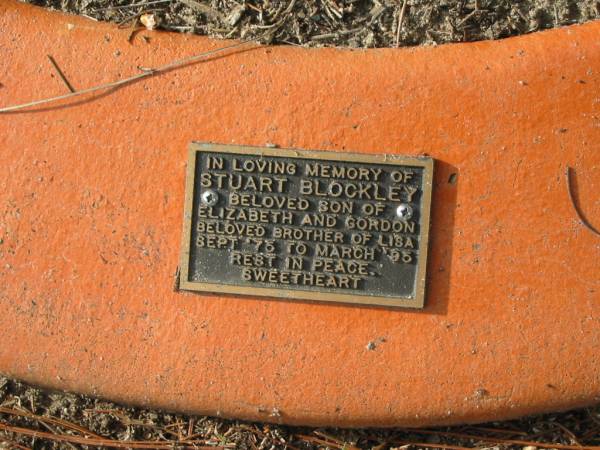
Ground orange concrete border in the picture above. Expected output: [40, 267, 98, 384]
[0, 1, 599, 427]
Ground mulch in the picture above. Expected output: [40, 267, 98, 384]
[1, 376, 599, 449]
[22, 0, 600, 48]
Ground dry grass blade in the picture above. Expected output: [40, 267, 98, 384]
[314, 431, 359, 450]
[313, 430, 361, 449]
[392, 442, 473, 450]
[395, 0, 408, 47]
[0, 40, 256, 113]
[0, 423, 220, 449]
[296, 433, 360, 450]
[88, 408, 193, 441]
[394, 428, 600, 450]
[566, 166, 600, 236]
[0, 406, 102, 439]
[93, 0, 172, 12]
[465, 425, 530, 436]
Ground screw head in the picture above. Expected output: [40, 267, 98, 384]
[396, 203, 413, 219]
[201, 189, 218, 206]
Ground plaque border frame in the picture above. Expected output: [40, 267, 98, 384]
[180, 143, 434, 308]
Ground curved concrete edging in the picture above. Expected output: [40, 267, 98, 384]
[0, 0, 599, 427]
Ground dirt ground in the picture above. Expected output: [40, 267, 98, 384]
[1, 376, 599, 449]
[21, 0, 600, 47]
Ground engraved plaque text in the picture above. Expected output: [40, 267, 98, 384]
[180, 143, 433, 308]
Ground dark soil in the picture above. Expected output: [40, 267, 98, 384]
[21, 0, 600, 48]
[1, 376, 600, 449]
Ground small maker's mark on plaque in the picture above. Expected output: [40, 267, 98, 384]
[179, 143, 434, 308]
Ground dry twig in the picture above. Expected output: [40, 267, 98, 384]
[395, 0, 408, 48]
[46, 55, 76, 93]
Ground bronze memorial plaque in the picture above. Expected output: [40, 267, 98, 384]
[180, 143, 434, 308]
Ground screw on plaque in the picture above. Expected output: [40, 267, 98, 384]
[396, 203, 413, 220]
[201, 189, 219, 206]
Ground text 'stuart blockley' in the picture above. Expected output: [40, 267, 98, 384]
[180, 143, 433, 308]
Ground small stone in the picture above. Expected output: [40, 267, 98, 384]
[140, 13, 156, 30]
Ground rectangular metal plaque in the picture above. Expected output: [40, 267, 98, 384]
[180, 143, 433, 308]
